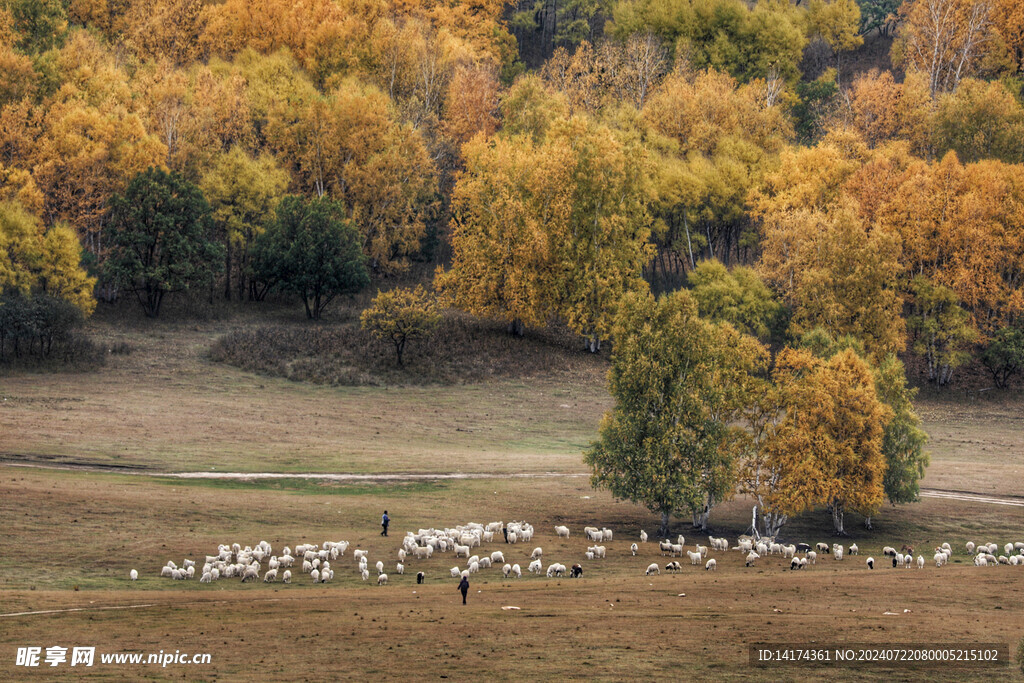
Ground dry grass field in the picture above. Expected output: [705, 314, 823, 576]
[1, 314, 1023, 679]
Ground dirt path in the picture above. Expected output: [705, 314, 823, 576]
[918, 489, 1024, 507]
[3, 459, 1022, 508]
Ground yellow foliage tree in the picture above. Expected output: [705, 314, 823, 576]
[764, 347, 890, 535]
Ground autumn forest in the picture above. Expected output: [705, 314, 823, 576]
[2, 0, 1024, 534]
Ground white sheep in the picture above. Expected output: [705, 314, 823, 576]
[687, 550, 702, 565]
[833, 545, 844, 561]
[849, 544, 859, 555]
[585, 551, 594, 560]
[468, 561, 480, 574]
[376, 561, 385, 575]
[530, 547, 543, 560]
[546, 563, 565, 577]
[378, 573, 388, 586]
[934, 552, 946, 567]
[398, 549, 406, 563]
[630, 543, 638, 556]
[263, 568, 277, 582]
[353, 549, 368, 561]
[806, 551, 817, 565]
[677, 535, 686, 548]
[310, 569, 320, 583]
[361, 568, 370, 580]
[640, 530, 648, 543]
[966, 541, 976, 554]
[282, 570, 291, 583]
[705, 559, 716, 571]
[659, 540, 674, 555]
[866, 557, 874, 569]
[161, 566, 173, 578]
[502, 563, 512, 578]
[696, 544, 708, 558]
[916, 555, 924, 569]
[450, 566, 461, 578]
[130, 569, 138, 581]
[745, 552, 759, 567]
[529, 559, 542, 574]
[396, 563, 404, 575]
[491, 551, 505, 564]
[670, 544, 683, 557]
[555, 526, 570, 538]
[816, 543, 829, 554]
[645, 563, 660, 576]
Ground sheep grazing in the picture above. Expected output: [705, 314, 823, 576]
[790, 557, 802, 570]
[310, 569, 320, 583]
[745, 552, 760, 567]
[733, 539, 753, 553]
[491, 551, 505, 564]
[631, 543, 638, 556]
[687, 550, 702, 565]
[640, 530, 648, 543]
[894, 553, 904, 567]
[570, 564, 583, 578]
[975, 555, 988, 567]
[263, 568, 278, 582]
[129, 569, 138, 581]
[665, 561, 682, 573]
[511, 564, 521, 578]
[376, 561, 385, 575]
[659, 540, 674, 555]
[917, 555, 925, 569]
[554, 526, 570, 538]
[160, 566, 173, 578]
[546, 563, 566, 578]
[866, 557, 874, 569]
[670, 544, 683, 557]
[398, 549, 406, 563]
[468, 561, 480, 574]
[806, 551, 817, 565]
[816, 543, 830, 554]
[241, 566, 259, 583]
[502, 563, 512, 578]
[966, 541, 976, 554]
[705, 559, 716, 571]
[530, 547, 543, 560]
[645, 563, 660, 576]
[585, 551, 594, 560]
[934, 552, 946, 568]
[417, 571, 425, 583]
[833, 545, 844, 561]
[377, 573, 388, 586]
[396, 563, 404, 575]
[528, 559, 542, 574]
[282, 570, 292, 584]
[696, 544, 708, 558]
[360, 568, 370, 581]
[849, 544, 859, 556]
[795, 543, 811, 553]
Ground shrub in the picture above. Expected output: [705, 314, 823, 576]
[360, 285, 440, 365]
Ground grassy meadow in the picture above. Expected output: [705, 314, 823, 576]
[1, 313, 1023, 680]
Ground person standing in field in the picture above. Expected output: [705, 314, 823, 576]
[457, 574, 469, 605]
[381, 510, 390, 537]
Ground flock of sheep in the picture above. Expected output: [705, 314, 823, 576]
[137, 522, 1024, 587]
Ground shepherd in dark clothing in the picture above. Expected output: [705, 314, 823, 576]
[457, 575, 469, 604]
[502, 526, 508, 543]
[381, 510, 390, 537]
